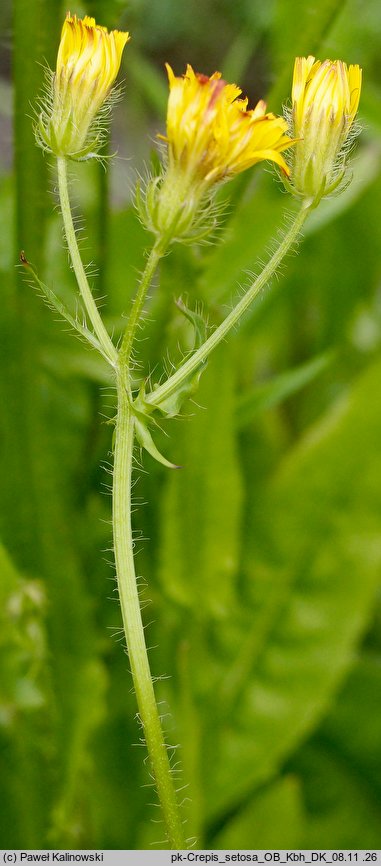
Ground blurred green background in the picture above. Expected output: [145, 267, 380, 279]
[1, 0, 381, 849]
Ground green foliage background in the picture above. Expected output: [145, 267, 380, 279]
[1, 0, 381, 849]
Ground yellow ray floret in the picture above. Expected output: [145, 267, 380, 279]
[38, 13, 130, 158]
[164, 64, 294, 183]
[289, 55, 362, 201]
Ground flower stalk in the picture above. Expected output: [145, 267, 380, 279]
[146, 202, 311, 413]
[119, 240, 167, 375]
[57, 156, 118, 366]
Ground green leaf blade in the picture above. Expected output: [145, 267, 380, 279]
[204, 357, 381, 818]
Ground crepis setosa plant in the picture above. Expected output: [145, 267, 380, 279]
[27, 11, 362, 849]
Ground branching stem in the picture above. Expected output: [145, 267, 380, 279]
[55, 160, 311, 849]
[146, 203, 310, 410]
[57, 154, 184, 847]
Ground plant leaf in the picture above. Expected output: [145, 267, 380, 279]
[134, 415, 180, 469]
[212, 776, 304, 849]
[202, 357, 381, 818]
[157, 343, 243, 615]
[236, 351, 333, 427]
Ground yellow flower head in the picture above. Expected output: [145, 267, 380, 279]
[163, 64, 293, 184]
[288, 56, 362, 203]
[142, 64, 295, 244]
[37, 13, 130, 159]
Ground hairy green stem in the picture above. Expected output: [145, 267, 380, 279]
[58, 159, 183, 843]
[56, 165, 309, 849]
[119, 242, 165, 375]
[146, 202, 310, 409]
[113, 373, 185, 849]
[57, 156, 118, 366]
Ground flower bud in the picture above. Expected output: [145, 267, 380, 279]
[36, 13, 129, 160]
[286, 56, 362, 205]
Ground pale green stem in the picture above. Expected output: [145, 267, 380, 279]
[113, 372, 185, 849]
[146, 202, 310, 409]
[56, 164, 308, 851]
[57, 156, 118, 367]
[119, 242, 165, 375]
[58, 159, 184, 843]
